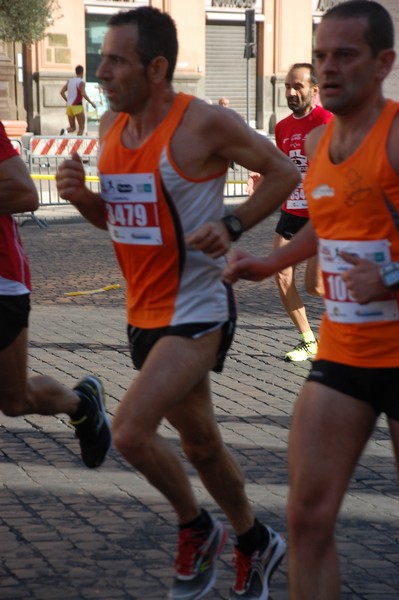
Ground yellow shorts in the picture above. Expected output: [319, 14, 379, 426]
[66, 105, 84, 117]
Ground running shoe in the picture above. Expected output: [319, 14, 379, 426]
[168, 514, 227, 600]
[71, 376, 111, 468]
[285, 340, 318, 362]
[60, 128, 65, 135]
[230, 527, 286, 600]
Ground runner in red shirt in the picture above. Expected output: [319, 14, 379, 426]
[0, 121, 110, 469]
[274, 63, 332, 362]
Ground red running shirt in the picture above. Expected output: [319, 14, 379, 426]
[0, 122, 32, 294]
[275, 105, 332, 217]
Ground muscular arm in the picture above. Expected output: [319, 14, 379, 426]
[79, 81, 96, 109]
[0, 155, 39, 214]
[60, 82, 68, 103]
[182, 102, 300, 257]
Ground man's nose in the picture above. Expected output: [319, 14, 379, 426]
[96, 60, 108, 80]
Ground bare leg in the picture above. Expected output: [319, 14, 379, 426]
[112, 330, 254, 533]
[67, 115, 76, 133]
[305, 254, 324, 297]
[288, 381, 377, 600]
[76, 111, 85, 135]
[167, 374, 254, 535]
[273, 232, 311, 334]
[0, 328, 80, 418]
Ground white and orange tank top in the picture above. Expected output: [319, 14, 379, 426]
[304, 99, 399, 367]
[97, 92, 235, 328]
[67, 77, 83, 106]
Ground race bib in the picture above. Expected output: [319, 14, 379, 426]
[100, 173, 163, 246]
[286, 182, 307, 210]
[287, 150, 307, 210]
[319, 238, 399, 323]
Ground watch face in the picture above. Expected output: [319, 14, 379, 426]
[222, 215, 243, 240]
[385, 270, 399, 287]
[382, 263, 399, 289]
[229, 216, 242, 233]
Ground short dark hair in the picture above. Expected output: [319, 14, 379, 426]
[289, 63, 317, 86]
[75, 65, 84, 75]
[108, 6, 178, 82]
[323, 0, 394, 56]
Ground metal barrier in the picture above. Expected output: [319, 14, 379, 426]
[10, 138, 23, 155]
[28, 135, 100, 207]
[18, 133, 279, 220]
[224, 164, 250, 199]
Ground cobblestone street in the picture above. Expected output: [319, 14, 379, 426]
[0, 212, 397, 599]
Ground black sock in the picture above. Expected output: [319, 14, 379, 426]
[236, 518, 270, 555]
[71, 393, 92, 422]
[179, 509, 212, 531]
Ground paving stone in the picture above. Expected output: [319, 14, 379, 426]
[0, 215, 395, 599]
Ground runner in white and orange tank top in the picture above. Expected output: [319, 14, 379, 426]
[224, 3, 399, 599]
[56, 6, 301, 600]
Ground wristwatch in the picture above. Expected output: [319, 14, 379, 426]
[380, 262, 399, 290]
[221, 214, 244, 241]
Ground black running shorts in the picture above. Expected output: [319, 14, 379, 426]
[0, 294, 30, 350]
[127, 320, 235, 373]
[307, 359, 399, 420]
[275, 210, 308, 241]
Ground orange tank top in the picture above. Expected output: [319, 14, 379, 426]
[304, 99, 399, 367]
[97, 93, 232, 329]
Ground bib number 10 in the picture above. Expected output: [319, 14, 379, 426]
[324, 273, 355, 303]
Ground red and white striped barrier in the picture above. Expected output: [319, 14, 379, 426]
[29, 135, 98, 158]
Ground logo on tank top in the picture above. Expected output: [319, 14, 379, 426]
[312, 184, 335, 200]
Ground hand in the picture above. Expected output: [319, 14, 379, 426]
[246, 172, 261, 196]
[340, 251, 390, 304]
[186, 221, 231, 258]
[223, 248, 272, 283]
[56, 152, 87, 206]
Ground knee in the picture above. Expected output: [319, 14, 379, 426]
[305, 282, 324, 297]
[287, 494, 335, 547]
[112, 421, 148, 466]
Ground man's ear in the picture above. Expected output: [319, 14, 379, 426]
[311, 84, 320, 98]
[376, 48, 396, 82]
[147, 56, 169, 83]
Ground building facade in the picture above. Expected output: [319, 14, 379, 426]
[1, 0, 398, 137]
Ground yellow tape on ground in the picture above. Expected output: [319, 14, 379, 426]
[31, 173, 99, 182]
[65, 284, 121, 296]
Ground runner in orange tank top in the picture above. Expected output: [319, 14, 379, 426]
[56, 6, 300, 600]
[224, 2, 399, 598]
